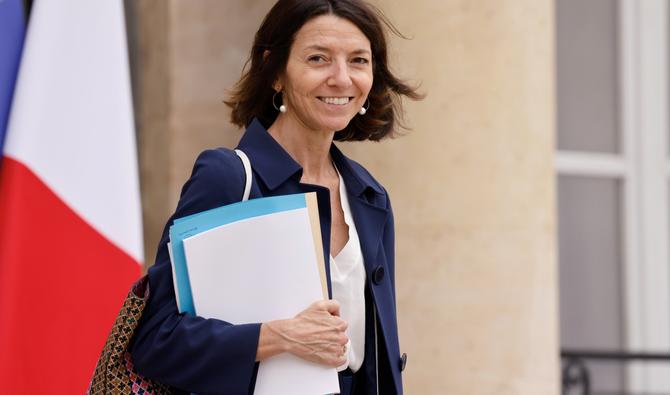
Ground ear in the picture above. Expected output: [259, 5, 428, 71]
[273, 79, 282, 92]
[261, 50, 282, 91]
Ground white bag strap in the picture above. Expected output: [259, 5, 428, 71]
[234, 149, 252, 202]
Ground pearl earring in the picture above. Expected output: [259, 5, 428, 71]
[272, 91, 286, 113]
[359, 99, 370, 115]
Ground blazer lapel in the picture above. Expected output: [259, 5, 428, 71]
[331, 145, 390, 274]
[347, 196, 388, 274]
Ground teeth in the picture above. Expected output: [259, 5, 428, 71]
[320, 97, 350, 105]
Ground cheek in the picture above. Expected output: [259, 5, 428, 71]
[364, 79, 373, 95]
[286, 80, 316, 102]
[357, 80, 373, 99]
[282, 64, 317, 101]
[356, 71, 374, 96]
[284, 86, 308, 107]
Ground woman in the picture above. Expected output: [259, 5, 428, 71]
[131, 1, 421, 394]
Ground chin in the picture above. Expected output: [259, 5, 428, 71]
[317, 116, 355, 133]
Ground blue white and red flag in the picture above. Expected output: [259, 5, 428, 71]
[0, 1, 143, 392]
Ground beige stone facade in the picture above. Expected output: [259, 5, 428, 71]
[127, 1, 559, 393]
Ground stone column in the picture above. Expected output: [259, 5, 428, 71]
[126, 0, 274, 264]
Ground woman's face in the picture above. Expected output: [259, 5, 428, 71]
[277, 14, 373, 134]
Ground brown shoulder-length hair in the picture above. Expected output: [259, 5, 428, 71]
[224, 0, 423, 141]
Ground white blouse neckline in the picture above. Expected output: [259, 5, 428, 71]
[329, 165, 366, 373]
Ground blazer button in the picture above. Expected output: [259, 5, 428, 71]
[373, 265, 385, 284]
[400, 353, 407, 372]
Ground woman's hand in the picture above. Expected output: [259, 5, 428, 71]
[256, 300, 349, 367]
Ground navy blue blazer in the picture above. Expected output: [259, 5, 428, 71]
[131, 119, 405, 394]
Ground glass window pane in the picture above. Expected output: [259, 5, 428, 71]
[556, 0, 620, 153]
[558, 175, 624, 392]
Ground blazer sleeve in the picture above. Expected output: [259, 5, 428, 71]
[131, 148, 260, 395]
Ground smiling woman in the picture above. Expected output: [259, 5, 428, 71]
[268, 15, 375, 157]
[225, 0, 421, 142]
[274, 15, 374, 135]
[130, 1, 422, 394]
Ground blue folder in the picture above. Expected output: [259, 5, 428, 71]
[169, 193, 310, 315]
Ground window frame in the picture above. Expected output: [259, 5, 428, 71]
[555, 0, 670, 392]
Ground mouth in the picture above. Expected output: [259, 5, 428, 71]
[317, 96, 354, 105]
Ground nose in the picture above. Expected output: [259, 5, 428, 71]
[327, 60, 353, 88]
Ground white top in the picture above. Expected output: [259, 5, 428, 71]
[330, 169, 366, 373]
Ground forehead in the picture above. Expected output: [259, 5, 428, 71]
[293, 14, 371, 53]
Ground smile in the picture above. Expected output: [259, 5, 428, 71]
[317, 96, 353, 105]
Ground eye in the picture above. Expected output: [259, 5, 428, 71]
[351, 57, 370, 65]
[307, 54, 327, 63]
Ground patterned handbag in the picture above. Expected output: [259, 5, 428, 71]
[87, 275, 172, 394]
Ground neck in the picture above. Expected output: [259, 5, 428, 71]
[268, 114, 337, 183]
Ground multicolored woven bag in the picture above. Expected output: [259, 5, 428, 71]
[88, 275, 172, 395]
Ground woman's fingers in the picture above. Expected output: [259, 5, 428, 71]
[323, 299, 341, 317]
[300, 300, 347, 332]
[310, 299, 341, 317]
[319, 342, 347, 367]
[336, 332, 348, 345]
[273, 299, 350, 367]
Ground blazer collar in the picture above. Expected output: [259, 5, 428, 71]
[330, 144, 384, 198]
[236, 118, 385, 198]
[236, 118, 302, 191]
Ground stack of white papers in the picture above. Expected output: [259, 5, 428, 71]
[167, 192, 339, 395]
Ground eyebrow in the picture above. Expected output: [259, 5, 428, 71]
[303, 45, 371, 56]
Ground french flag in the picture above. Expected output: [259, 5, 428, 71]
[0, 1, 143, 393]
